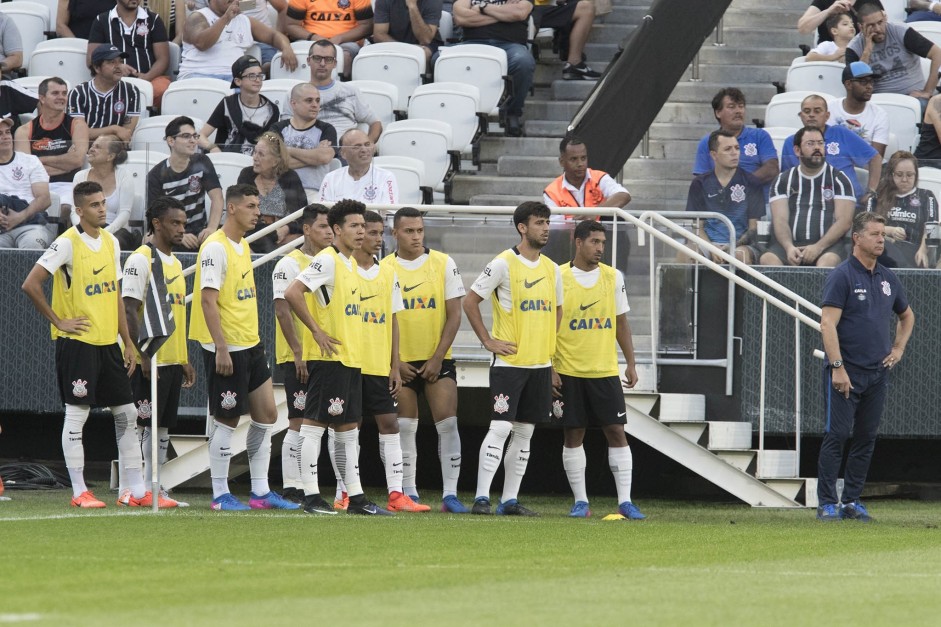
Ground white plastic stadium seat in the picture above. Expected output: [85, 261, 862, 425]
[883, 0, 907, 24]
[260, 79, 303, 117]
[870, 93, 922, 153]
[131, 115, 205, 154]
[13, 74, 69, 93]
[762, 91, 816, 129]
[352, 42, 426, 112]
[345, 80, 398, 130]
[374, 155, 426, 205]
[161, 79, 231, 124]
[122, 77, 154, 119]
[29, 39, 92, 85]
[207, 151, 253, 191]
[785, 61, 844, 98]
[407, 82, 483, 163]
[918, 166, 941, 201]
[44, 191, 61, 244]
[272, 41, 344, 81]
[762, 126, 800, 162]
[0, 1, 49, 66]
[378, 119, 454, 202]
[909, 21, 941, 48]
[439, 11, 454, 42]
[434, 44, 508, 116]
[19, 0, 57, 26]
[117, 150, 167, 191]
[167, 41, 180, 77]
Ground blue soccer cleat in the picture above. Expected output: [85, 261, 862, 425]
[816, 503, 842, 522]
[210, 493, 251, 511]
[569, 501, 591, 518]
[840, 500, 873, 522]
[440, 495, 470, 514]
[249, 491, 301, 510]
[618, 501, 646, 520]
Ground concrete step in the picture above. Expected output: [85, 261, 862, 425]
[667, 81, 779, 106]
[647, 121, 715, 140]
[716, 27, 812, 49]
[522, 119, 571, 138]
[585, 23, 638, 44]
[691, 63, 789, 84]
[697, 46, 803, 67]
[497, 155, 561, 178]
[732, 0, 809, 9]
[479, 137, 561, 162]
[521, 99, 581, 122]
[468, 194, 541, 206]
[722, 7, 806, 30]
[451, 174, 550, 202]
[653, 102, 743, 125]
[620, 179, 691, 202]
[624, 158, 696, 179]
[601, 5, 651, 24]
[630, 138, 701, 160]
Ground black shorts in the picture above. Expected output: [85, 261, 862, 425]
[762, 237, 846, 265]
[279, 361, 310, 420]
[130, 364, 184, 429]
[202, 344, 271, 420]
[556, 374, 627, 428]
[55, 338, 133, 407]
[362, 374, 397, 417]
[533, 1, 579, 29]
[402, 358, 458, 394]
[490, 366, 552, 424]
[305, 360, 362, 424]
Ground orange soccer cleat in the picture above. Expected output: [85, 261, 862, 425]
[387, 491, 431, 513]
[71, 491, 106, 508]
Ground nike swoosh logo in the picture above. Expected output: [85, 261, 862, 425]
[580, 301, 600, 311]
[68, 431, 82, 435]
[393, 402, 398, 407]
[487, 445, 500, 450]
[165, 274, 180, 284]
[707, 192, 721, 198]
[392, 462, 403, 467]
[440, 371, 452, 376]
[524, 277, 544, 288]
[359, 294, 377, 301]
[403, 282, 425, 292]
[241, 270, 251, 279]
[617, 412, 626, 418]
[92, 266, 106, 275]
[220, 447, 231, 451]
[450, 456, 460, 461]
[309, 464, 316, 468]
[352, 288, 357, 295]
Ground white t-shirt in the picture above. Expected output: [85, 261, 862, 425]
[809, 41, 839, 56]
[569, 266, 630, 315]
[121, 247, 175, 301]
[357, 260, 405, 314]
[318, 164, 399, 207]
[197, 237, 251, 353]
[393, 252, 466, 300]
[826, 97, 890, 147]
[316, 80, 379, 138]
[470, 249, 564, 368]
[272, 251, 315, 301]
[37, 229, 121, 277]
[294, 248, 354, 306]
[0, 151, 49, 204]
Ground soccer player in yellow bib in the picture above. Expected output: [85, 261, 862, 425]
[463, 201, 563, 516]
[555, 220, 645, 520]
[190, 184, 299, 511]
[122, 196, 198, 508]
[272, 204, 334, 504]
[383, 206, 469, 513]
[22, 181, 143, 508]
[284, 199, 393, 516]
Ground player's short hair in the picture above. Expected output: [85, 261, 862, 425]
[711, 87, 745, 112]
[226, 183, 258, 206]
[856, 1, 884, 19]
[513, 201, 551, 232]
[165, 116, 196, 139]
[559, 135, 586, 155]
[328, 199, 366, 229]
[301, 203, 329, 225]
[146, 196, 186, 234]
[38, 77, 66, 96]
[852, 210, 886, 235]
[708, 129, 738, 153]
[364, 210, 383, 225]
[794, 125, 824, 148]
[393, 206, 423, 227]
[574, 219, 606, 242]
[73, 181, 103, 208]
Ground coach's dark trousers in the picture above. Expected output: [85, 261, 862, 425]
[816, 365, 889, 506]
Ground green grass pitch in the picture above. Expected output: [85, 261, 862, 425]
[2, 492, 941, 626]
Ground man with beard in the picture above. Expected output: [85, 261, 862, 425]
[760, 126, 855, 267]
[828, 61, 889, 157]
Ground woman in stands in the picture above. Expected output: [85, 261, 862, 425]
[56, 0, 115, 39]
[236, 131, 306, 254]
[866, 150, 938, 268]
[70, 135, 138, 250]
[915, 94, 941, 167]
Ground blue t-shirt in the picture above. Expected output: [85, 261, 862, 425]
[694, 127, 777, 198]
[822, 255, 909, 370]
[685, 168, 764, 244]
[781, 126, 877, 202]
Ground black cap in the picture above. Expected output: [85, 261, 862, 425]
[231, 55, 262, 88]
[91, 44, 128, 65]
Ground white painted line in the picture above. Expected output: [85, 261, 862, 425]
[0, 614, 42, 623]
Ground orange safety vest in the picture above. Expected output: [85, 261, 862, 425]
[544, 169, 608, 220]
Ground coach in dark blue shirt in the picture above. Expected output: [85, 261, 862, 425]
[816, 211, 915, 523]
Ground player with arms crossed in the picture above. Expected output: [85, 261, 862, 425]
[189, 184, 299, 511]
[463, 201, 563, 516]
[22, 181, 143, 508]
[555, 220, 645, 520]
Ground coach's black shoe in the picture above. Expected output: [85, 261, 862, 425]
[303, 494, 338, 515]
[471, 496, 492, 515]
[840, 500, 873, 522]
[347, 495, 394, 516]
[282, 487, 305, 504]
[496, 499, 538, 517]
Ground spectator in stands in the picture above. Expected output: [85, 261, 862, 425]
[780, 93, 882, 204]
[87, 0, 173, 107]
[373, 0, 444, 63]
[905, 1, 941, 23]
[798, 0, 859, 43]
[199, 55, 280, 155]
[192, 0, 290, 65]
[69, 45, 143, 144]
[0, 12, 23, 80]
[846, 1, 941, 107]
[0, 82, 39, 134]
[543, 136, 630, 217]
[148, 0, 187, 43]
[806, 11, 856, 62]
[57, 0, 116, 39]
[693, 87, 779, 196]
[272, 82, 338, 197]
[0, 118, 51, 250]
[15, 78, 89, 212]
[70, 134, 137, 250]
[237, 130, 306, 253]
[915, 93, 941, 165]
[760, 126, 855, 267]
[285, 0, 374, 69]
[829, 61, 889, 157]
[453, 0, 534, 137]
[307, 40, 382, 143]
[686, 130, 764, 265]
[533, 0, 601, 81]
[319, 128, 399, 205]
[147, 115, 225, 250]
[866, 150, 938, 267]
[179, 0, 297, 81]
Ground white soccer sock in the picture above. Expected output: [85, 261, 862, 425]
[246, 420, 273, 496]
[435, 416, 461, 497]
[141, 427, 170, 489]
[562, 445, 588, 503]
[501, 422, 534, 503]
[327, 428, 346, 499]
[379, 432, 404, 494]
[113, 404, 146, 498]
[609, 446, 634, 504]
[209, 420, 235, 499]
[299, 424, 325, 496]
[281, 429, 302, 490]
[475, 420, 512, 500]
[63, 404, 90, 497]
[398, 417, 419, 494]
[334, 428, 363, 497]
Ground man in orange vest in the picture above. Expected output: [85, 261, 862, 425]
[543, 136, 631, 220]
